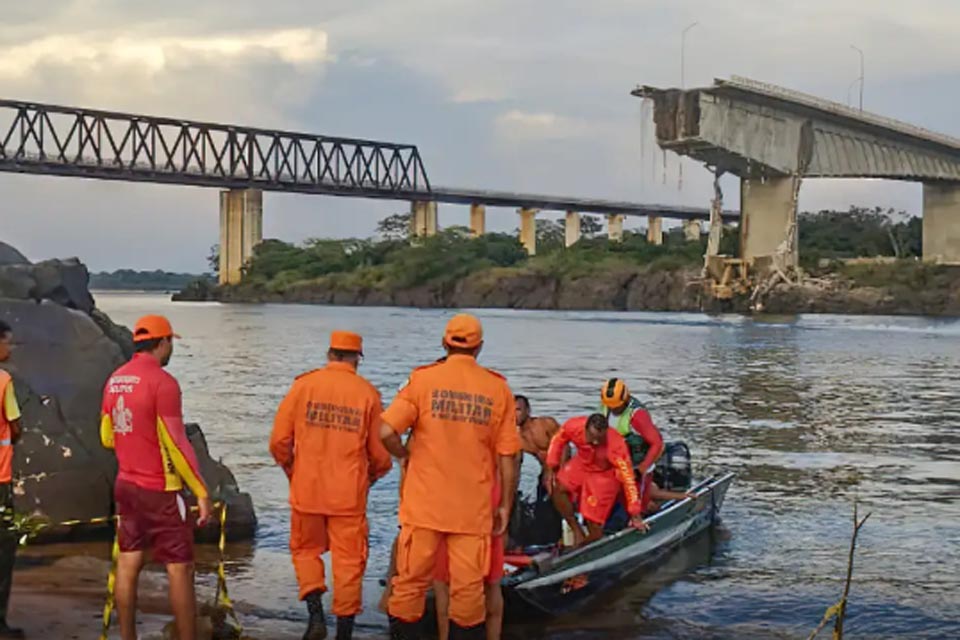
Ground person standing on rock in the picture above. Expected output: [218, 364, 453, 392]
[0, 320, 24, 638]
[380, 314, 520, 640]
[100, 315, 213, 640]
[270, 330, 392, 640]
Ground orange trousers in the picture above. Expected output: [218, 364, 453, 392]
[290, 510, 368, 616]
[388, 525, 489, 627]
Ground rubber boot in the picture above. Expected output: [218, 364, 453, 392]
[335, 615, 354, 640]
[303, 590, 328, 640]
[449, 621, 486, 640]
[388, 615, 421, 640]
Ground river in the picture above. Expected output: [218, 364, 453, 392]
[91, 293, 960, 639]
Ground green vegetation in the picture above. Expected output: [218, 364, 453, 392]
[798, 206, 920, 268]
[232, 207, 923, 294]
[91, 269, 212, 291]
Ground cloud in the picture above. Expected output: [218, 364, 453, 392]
[0, 28, 328, 79]
[495, 109, 597, 140]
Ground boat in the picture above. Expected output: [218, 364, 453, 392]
[501, 472, 735, 617]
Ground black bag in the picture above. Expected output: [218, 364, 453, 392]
[508, 475, 563, 548]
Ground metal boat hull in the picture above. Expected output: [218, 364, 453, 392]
[503, 472, 735, 617]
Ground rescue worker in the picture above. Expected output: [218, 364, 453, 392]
[599, 378, 664, 500]
[380, 314, 520, 640]
[0, 320, 23, 639]
[100, 315, 213, 640]
[433, 478, 504, 640]
[270, 331, 392, 640]
[544, 414, 646, 546]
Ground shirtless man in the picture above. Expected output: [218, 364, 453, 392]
[514, 395, 561, 471]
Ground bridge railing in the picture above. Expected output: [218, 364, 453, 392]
[0, 99, 432, 196]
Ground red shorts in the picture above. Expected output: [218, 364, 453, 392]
[557, 456, 622, 525]
[115, 480, 194, 564]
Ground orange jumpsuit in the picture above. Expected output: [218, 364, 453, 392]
[383, 355, 521, 628]
[270, 362, 392, 616]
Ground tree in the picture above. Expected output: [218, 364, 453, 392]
[580, 215, 603, 238]
[377, 213, 412, 241]
[207, 244, 220, 276]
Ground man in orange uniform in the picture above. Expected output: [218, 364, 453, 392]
[271, 331, 392, 640]
[100, 315, 213, 640]
[381, 314, 520, 640]
[0, 320, 23, 638]
[432, 479, 504, 640]
[544, 414, 646, 546]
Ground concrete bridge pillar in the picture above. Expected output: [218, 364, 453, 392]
[565, 211, 581, 247]
[410, 200, 438, 238]
[683, 219, 702, 241]
[218, 188, 262, 285]
[923, 183, 960, 264]
[469, 204, 486, 237]
[519, 208, 537, 255]
[646, 216, 663, 245]
[607, 214, 625, 243]
[740, 177, 798, 266]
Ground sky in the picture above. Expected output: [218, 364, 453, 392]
[1, 0, 958, 272]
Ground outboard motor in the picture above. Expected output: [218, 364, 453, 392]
[654, 441, 692, 491]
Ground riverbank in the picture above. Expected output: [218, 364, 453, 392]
[179, 261, 960, 317]
[11, 544, 366, 640]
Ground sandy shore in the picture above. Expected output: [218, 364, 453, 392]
[9, 548, 373, 640]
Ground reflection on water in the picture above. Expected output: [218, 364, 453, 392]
[86, 295, 960, 639]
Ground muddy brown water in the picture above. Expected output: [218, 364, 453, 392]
[31, 294, 959, 639]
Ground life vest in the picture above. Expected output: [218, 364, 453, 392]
[598, 396, 649, 467]
[0, 370, 13, 483]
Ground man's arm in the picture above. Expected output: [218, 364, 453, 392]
[493, 392, 521, 536]
[366, 394, 393, 481]
[155, 377, 209, 500]
[269, 383, 299, 479]
[380, 377, 419, 459]
[545, 421, 573, 470]
[608, 432, 646, 529]
[630, 409, 664, 474]
[3, 380, 22, 444]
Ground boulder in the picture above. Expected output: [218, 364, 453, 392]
[0, 242, 29, 266]
[0, 244, 256, 541]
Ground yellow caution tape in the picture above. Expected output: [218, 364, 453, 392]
[54, 501, 243, 640]
[99, 531, 120, 640]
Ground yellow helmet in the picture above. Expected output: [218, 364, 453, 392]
[601, 378, 629, 409]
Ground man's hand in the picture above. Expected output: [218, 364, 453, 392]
[542, 467, 557, 496]
[493, 505, 510, 537]
[629, 515, 649, 533]
[197, 497, 214, 528]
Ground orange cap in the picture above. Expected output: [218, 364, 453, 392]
[330, 330, 363, 354]
[132, 315, 180, 343]
[443, 314, 483, 349]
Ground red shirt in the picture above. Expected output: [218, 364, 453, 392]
[547, 416, 642, 516]
[100, 353, 208, 498]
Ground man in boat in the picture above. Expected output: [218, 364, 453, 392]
[510, 396, 565, 549]
[515, 396, 561, 468]
[270, 330, 392, 640]
[544, 414, 646, 546]
[381, 314, 520, 640]
[599, 378, 664, 505]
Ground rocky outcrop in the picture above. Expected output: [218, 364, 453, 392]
[0, 246, 255, 541]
